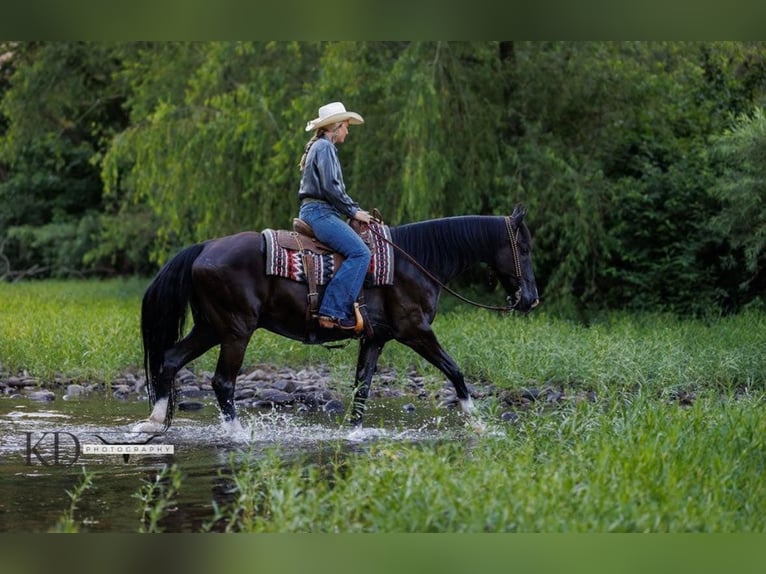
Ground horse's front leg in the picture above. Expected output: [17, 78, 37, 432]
[402, 329, 483, 426]
[211, 339, 250, 434]
[350, 339, 384, 427]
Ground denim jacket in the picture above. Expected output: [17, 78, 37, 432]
[298, 137, 360, 219]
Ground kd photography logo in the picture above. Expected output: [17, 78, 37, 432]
[24, 431, 174, 466]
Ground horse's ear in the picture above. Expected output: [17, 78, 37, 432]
[511, 204, 527, 226]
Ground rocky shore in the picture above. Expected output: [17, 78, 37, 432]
[0, 363, 463, 410]
[0, 362, 596, 418]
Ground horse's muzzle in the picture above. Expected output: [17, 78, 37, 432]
[507, 292, 540, 313]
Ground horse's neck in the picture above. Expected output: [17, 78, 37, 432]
[393, 216, 499, 282]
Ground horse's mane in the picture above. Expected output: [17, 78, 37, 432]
[389, 216, 505, 281]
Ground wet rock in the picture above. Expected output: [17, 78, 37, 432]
[234, 388, 256, 400]
[294, 391, 320, 410]
[256, 388, 292, 406]
[269, 379, 297, 394]
[501, 411, 519, 423]
[27, 390, 56, 402]
[546, 390, 565, 404]
[179, 384, 205, 398]
[670, 389, 695, 406]
[440, 396, 460, 409]
[178, 400, 206, 411]
[242, 368, 268, 382]
[177, 368, 198, 384]
[65, 384, 86, 399]
[1, 362, 561, 418]
[323, 399, 345, 415]
[112, 385, 131, 400]
[521, 388, 541, 401]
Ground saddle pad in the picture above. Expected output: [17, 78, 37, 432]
[263, 222, 394, 286]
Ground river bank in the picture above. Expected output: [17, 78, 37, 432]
[0, 362, 587, 421]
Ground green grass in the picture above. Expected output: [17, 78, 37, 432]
[208, 391, 765, 532]
[0, 279, 146, 382]
[11, 280, 762, 533]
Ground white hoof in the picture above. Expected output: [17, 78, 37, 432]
[131, 420, 166, 433]
[131, 398, 169, 433]
[221, 418, 246, 437]
[347, 426, 366, 442]
[459, 397, 476, 415]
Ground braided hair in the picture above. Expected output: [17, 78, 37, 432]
[299, 122, 343, 171]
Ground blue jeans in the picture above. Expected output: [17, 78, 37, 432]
[299, 201, 371, 321]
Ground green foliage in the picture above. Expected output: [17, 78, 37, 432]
[134, 464, 183, 533]
[211, 393, 765, 532]
[50, 467, 95, 533]
[1, 279, 761, 534]
[710, 107, 766, 282]
[0, 42, 127, 276]
[101, 42, 320, 260]
[3, 42, 766, 314]
[3, 212, 101, 278]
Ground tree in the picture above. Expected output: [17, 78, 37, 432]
[709, 106, 766, 307]
[0, 41, 130, 276]
[4, 41, 766, 316]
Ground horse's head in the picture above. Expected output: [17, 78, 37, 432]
[495, 205, 540, 313]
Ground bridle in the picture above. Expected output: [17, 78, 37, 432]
[368, 215, 524, 312]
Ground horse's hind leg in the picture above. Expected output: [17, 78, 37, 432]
[350, 339, 385, 427]
[210, 338, 251, 433]
[134, 324, 219, 432]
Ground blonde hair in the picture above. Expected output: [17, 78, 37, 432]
[299, 122, 344, 171]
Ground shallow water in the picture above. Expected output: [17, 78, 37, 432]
[0, 391, 467, 532]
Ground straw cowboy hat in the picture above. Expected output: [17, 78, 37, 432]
[305, 101, 364, 132]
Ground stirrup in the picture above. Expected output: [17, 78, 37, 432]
[317, 303, 365, 334]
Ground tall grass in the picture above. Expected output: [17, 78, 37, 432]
[209, 391, 765, 532]
[0, 279, 146, 381]
[49, 467, 96, 533]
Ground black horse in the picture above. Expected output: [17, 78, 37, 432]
[133, 205, 539, 433]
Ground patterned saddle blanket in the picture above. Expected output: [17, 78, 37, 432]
[263, 221, 394, 286]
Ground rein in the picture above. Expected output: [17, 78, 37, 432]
[367, 216, 521, 313]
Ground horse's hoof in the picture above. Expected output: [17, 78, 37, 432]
[346, 425, 366, 442]
[221, 418, 246, 437]
[131, 420, 166, 433]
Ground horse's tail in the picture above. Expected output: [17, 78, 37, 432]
[141, 242, 206, 424]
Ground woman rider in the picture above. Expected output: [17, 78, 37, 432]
[298, 101, 372, 330]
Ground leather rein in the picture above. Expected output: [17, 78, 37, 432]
[367, 216, 522, 312]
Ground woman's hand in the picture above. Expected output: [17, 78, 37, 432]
[354, 209, 372, 224]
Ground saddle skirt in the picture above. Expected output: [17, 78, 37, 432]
[262, 221, 395, 286]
